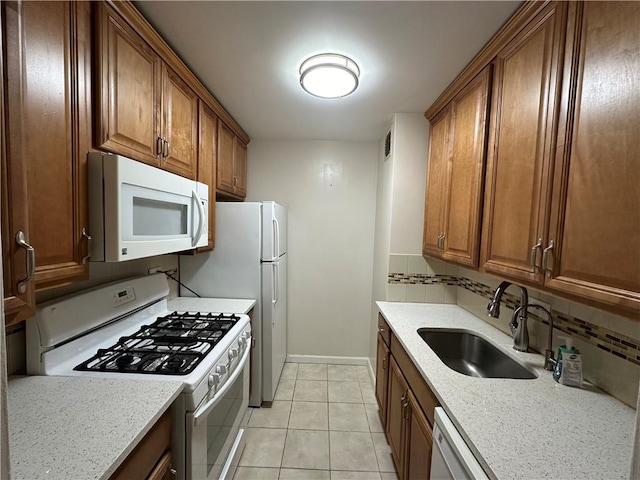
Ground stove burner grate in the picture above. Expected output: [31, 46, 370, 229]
[74, 311, 241, 375]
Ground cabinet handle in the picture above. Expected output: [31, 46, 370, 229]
[166, 140, 171, 159]
[156, 136, 164, 156]
[401, 393, 409, 419]
[15, 231, 35, 294]
[530, 238, 542, 272]
[382, 356, 386, 370]
[162, 138, 169, 158]
[378, 326, 384, 334]
[542, 240, 555, 278]
[170, 468, 177, 478]
[437, 233, 446, 250]
[81, 228, 92, 265]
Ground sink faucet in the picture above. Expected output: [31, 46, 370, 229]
[513, 304, 557, 371]
[487, 281, 529, 352]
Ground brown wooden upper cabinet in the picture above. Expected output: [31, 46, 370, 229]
[481, 1, 639, 315]
[425, 1, 638, 315]
[197, 101, 217, 251]
[217, 121, 247, 200]
[543, 2, 640, 314]
[2, 0, 92, 324]
[481, 2, 566, 285]
[95, 3, 197, 180]
[423, 66, 491, 267]
[1, 2, 34, 324]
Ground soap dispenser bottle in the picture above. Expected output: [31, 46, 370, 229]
[553, 336, 583, 387]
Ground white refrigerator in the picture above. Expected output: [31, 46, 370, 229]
[179, 201, 287, 407]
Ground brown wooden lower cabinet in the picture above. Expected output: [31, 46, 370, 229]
[376, 313, 392, 427]
[387, 356, 409, 473]
[147, 451, 173, 480]
[110, 410, 173, 480]
[405, 390, 434, 480]
[377, 315, 440, 480]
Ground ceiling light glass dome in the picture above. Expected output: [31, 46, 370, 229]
[299, 53, 360, 99]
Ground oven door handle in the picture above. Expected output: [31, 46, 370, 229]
[193, 344, 250, 426]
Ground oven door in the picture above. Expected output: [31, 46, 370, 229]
[186, 346, 250, 480]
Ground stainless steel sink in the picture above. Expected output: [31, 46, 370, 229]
[417, 328, 537, 379]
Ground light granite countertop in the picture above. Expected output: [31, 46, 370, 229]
[377, 302, 636, 480]
[8, 376, 183, 480]
[168, 296, 256, 315]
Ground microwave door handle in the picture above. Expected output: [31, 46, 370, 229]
[193, 345, 250, 426]
[192, 190, 205, 247]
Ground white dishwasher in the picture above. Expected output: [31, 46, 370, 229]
[431, 407, 489, 480]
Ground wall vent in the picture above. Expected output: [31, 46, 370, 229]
[384, 129, 392, 159]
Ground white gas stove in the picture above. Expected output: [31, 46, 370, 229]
[26, 274, 251, 480]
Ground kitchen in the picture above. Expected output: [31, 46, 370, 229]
[1, 1, 639, 480]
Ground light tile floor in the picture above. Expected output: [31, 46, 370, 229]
[234, 363, 398, 480]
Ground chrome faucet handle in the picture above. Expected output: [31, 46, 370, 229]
[544, 350, 557, 371]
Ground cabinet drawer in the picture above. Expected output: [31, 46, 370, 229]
[391, 336, 440, 426]
[377, 313, 391, 347]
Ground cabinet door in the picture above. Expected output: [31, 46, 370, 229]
[545, 2, 640, 314]
[1, 2, 34, 324]
[217, 121, 236, 195]
[197, 101, 217, 251]
[146, 451, 172, 480]
[387, 356, 409, 477]
[95, 3, 161, 166]
[375, 333, 390, 427]
[481, 3, 566, 284]
[442, 67, 491, 267]
[405, 390, 433, 480]
[162, 64, 198, 179]
[234, 139, 248, 198]
[5, 1, 91, 291]
[422, 108, 451, 259]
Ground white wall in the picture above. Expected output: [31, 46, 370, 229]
[247, 140, 378, 359]
[370, 131, 394, 366]
[369, 113, 429, 367]
[389, 114, 429, 255]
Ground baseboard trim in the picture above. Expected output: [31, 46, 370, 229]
[367, 357, 376, 387]
[286, 354, 369, 366]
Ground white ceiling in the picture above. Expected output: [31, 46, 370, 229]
[134, 1, 521, 142]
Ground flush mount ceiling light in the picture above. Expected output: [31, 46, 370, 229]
[299, 53, 360, 99]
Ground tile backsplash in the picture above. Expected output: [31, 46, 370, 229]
[387, 254, 640, 407]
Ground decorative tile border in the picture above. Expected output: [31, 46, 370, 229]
[388, 273, 458, 286]
[388, 273, 640, 366]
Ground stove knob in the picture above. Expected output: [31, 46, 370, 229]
[216, 364, 227, 375]
[228, 348, 239, 361]
[208, 373, 220, 388]
[243, 331, 251, 340]
[238, 338, 245, 349]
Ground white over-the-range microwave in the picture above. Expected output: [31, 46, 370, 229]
[88, 152, 208, 262]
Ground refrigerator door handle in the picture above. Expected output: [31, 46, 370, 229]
[272, 263, 279, 307]
[272, 218, 280, 260]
